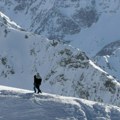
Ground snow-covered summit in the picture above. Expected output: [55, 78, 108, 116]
[0, 85, 120, 120]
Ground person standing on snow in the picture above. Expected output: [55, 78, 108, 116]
[33, 73, 42, 93]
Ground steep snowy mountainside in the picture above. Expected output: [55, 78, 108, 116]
[94, 40, 120, 81]
[0, 85, 120, 120]
[0, 0, 120, 56]
[0, 11, 120, 107]
[1, 0, 120, 82]
[0, 0, 99, 38]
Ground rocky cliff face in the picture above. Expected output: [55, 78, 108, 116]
[0, 0, 99, 40]
[0, 12, 120, 107]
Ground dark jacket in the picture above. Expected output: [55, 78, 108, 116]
[34, 75, 42, 86]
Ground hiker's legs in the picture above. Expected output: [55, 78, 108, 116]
[36, 85, 41, 93]
[38, 88, 42, 93]
[33, 86, 36, 93]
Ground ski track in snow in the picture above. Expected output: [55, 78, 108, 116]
[0, 86, 120, 120]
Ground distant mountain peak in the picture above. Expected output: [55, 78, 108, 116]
[96, 40, 120, 56]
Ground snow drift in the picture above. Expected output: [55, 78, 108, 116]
[0, 85, 120, 120]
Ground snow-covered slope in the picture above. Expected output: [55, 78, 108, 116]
[0, 0, 120, 56]
[94, 40, 120, 81]
[0, 11, 120, 107]
[1, 0, 120, 80]
[0, 85, 120, 120]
